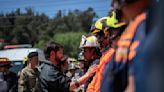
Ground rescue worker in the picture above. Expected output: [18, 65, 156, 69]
[101, 0, 150, 92]
[79, 35, 101, 91]
[90, 17, 111, 51]
[87, 11, 127, 92]
[38, 41, 97, 92]
[0, 57, 18, 92]
[18, 52, 39, 92]
[130, 0, 158, 92]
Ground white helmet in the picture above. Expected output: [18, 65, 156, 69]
[79, 35, 100, 48]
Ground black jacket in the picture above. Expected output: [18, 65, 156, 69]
[0, 71, 18, 92]
[38, 61, 71, 92]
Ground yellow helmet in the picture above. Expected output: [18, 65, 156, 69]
[91, 11, 126, 41]
[91, 11, 126, 35]
[106, 11, 126, 28]
[90, 17, 108, 34]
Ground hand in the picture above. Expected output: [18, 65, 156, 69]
[115, 47, 128, 63]
[86, 64, 98, 77]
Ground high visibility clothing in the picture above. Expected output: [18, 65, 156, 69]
[116, 12, 146, 62]
[100, 12, 147, 92]
[86, 48, 115, 92]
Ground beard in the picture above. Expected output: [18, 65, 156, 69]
[55, 54, 62, 62]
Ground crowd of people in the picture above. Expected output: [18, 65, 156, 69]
[0, 0, 162, 92]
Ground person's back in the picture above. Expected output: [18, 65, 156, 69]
[133, 1, 162, 92]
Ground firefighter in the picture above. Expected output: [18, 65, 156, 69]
[101, 0, 151, 92]
[79, 35, 101, 91]
[87, 10, 126, 92]
[38, 41, 97, 92]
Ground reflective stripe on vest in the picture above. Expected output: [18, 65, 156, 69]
[117, 13, 146, 47]
[87, 48, 115, 92]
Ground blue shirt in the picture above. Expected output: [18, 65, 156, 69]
[84, 59, 99, 91]
[100, 18, 146, 92]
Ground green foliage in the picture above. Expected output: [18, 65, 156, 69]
[0, 7, 96, 57]
[53, 32, 87, 57]
[34, 32, 87, 57]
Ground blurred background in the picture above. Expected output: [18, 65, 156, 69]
[0, 0, 111, 58]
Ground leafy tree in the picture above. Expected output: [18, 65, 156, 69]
[0, 7, 96, 57]
[35, 32, 87, 57]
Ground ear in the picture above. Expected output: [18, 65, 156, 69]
[50, 51, 55, 59]
[27, 58, 31, 64]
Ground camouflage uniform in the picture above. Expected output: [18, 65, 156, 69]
[18, 66, 38, 92]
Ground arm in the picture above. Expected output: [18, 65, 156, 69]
[69, 64, 97, 91]
[124, 75, 135, 92]
[18, 70, 27, 92]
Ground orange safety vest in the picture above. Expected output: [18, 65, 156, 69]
[86, 48, 115, 92]
[117, 12, 146, 61]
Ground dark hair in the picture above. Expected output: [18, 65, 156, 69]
[111, 0, 139, 8]
[28, 52, 38, 59]
[44, 41, 63, 59]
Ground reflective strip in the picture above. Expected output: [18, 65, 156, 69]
[87, 48, 115, 92]
[128, 40, 140, 60]
[117, 13, 146, 47]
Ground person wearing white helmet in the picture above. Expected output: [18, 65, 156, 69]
[87, 10, 127, 92]
[79, 35, 101, 91]
[80, 35, 101, 66]
[38, 41, 98, 92]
